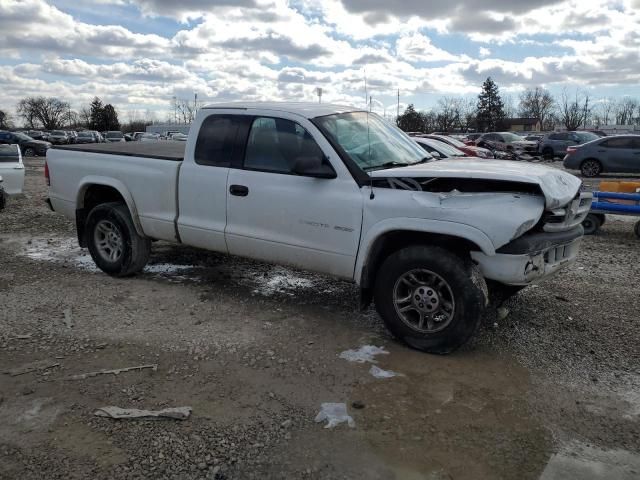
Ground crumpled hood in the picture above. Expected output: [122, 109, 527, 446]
[371, 159, 582, 209]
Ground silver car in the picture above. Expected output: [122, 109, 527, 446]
[563, 135, 640, 177]
[538, 131, 599, 158]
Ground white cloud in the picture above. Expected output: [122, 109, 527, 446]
[479, 47, 491, 57]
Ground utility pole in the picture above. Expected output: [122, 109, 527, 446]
[369, 96, 372, 112]
[194, 93, 198, 123]
[315, 87, 323, 104]
[172, 96, 177, 124]
[364, 69, 368, 110]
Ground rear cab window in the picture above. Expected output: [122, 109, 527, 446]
[194, 115, 245, 167]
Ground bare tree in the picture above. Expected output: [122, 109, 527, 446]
[17, 96, 70, 130]
[175, 99, 196, 124]
[502, 94, 517, 119]
[559, 89, 589, 131]
[435, 97, 460, 132]
[458, 98, 477, 132]
[614, 97, 638, 125]
[593, 98, 615, 127]
[79, 106, 92, 127]
[518, 87, 555, 129]
[0, 109, 11, 129]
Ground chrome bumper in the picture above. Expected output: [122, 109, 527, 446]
[471, 237, 582, 286]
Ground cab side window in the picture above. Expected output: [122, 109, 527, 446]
[194, 115, 242, 167]
[244, 117, 327, 175]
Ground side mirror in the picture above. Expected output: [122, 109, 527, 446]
[293, 156, 336, 179]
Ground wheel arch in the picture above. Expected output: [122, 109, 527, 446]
[75, 177, 144, 246]
[355, 220, 494, 309]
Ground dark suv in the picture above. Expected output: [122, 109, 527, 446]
[0, 131, 51, 157]
[538, 131, 599, 158]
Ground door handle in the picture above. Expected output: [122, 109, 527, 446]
[229, 184, 249, 197]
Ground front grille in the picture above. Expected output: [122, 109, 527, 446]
[542, 191, 592, 233]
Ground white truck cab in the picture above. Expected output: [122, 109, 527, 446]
[46, 102, 591, 353]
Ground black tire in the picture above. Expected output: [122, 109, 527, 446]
[580, 159, 602, 177]
[374, 246, 487, 354]
[85, 202, 151, 277]
[582, 213, 601, 235]
[23, 147, 35, 157]
[594, 213, 606, 226]
[634, 220, 640, 239]
[541, 147, 554, 160]
[0, 186, 6, 211]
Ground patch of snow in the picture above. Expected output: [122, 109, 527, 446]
[339, 345, 389, 364]
[250, 267, 316, 296]
[369, 365, 403, 379]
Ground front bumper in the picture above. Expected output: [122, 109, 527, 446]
[470, 226, 583, 285]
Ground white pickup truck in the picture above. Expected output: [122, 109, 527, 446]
[47, 102, 591, 353]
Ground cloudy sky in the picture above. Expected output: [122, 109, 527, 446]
[1, 0, 639, 121]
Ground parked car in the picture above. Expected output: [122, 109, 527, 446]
[28, 130, 49, 141]
[105, 131, 125, 143]
[412, 137, 468, 159]
[75, 131, 98, 144]
[46, 101, 591, 354]
[139, 133, 160, 142]
[422, 134, 493, 159]
[463, 133, 483, 144]
[563, 135, 640, 177]
[0, 131, 51, 156]
[48, 130, 71, 145]
[476, 132, 538, 154]
[124, 133, 133, 142]
[0, 144, 25, 203]
[132, 132, 146, 141]
[538, 131, 599, 158]
[67, 131, 78, 144]
[169, 133, 188, 141]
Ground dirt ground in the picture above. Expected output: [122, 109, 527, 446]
[1, 157, 638, 480]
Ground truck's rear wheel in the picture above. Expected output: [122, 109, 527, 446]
[86, 202, 150, 277]
[374, 246, 486, 354]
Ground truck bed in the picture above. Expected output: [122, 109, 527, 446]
[53, 141, 185, 161]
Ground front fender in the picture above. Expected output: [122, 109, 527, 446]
[354, 218, 495, 285]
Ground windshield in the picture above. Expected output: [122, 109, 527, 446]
[576, 132, 599, 142]
[14, 133, 33, 142]
[314, 112, 431, 171]
[437, 136, 465, 148]
[52, 131, 65, 136]
[500, 132, 525, 143]
[77, 132, 91, 137]
[107, 131, 123, 138]
[429, 140, 465, 157]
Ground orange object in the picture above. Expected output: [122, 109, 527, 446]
[599, 181, 640, 205]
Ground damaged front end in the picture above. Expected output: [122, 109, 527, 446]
[470, 190, 592, 285]
[368, 167, 591, 286]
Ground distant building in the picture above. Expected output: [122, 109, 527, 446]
[146, 123, 191, 135]
[502, 117, 541, 132]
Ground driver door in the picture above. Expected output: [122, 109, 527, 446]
[225, 115, 363, 279]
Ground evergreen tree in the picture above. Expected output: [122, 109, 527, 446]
[396, 104, 425, 132]
[476, 77, 505, 132]
[89, 97, 104, 130]
[102, 104, 120, 130]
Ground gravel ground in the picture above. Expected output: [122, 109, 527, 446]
[0, 157, 638, 479]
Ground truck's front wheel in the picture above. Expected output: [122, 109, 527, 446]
[374, 246, 487, 354]
[86, 202, 151, 277]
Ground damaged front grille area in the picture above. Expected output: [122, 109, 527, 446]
[539, 191, 592, 233]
